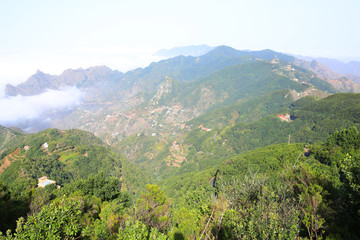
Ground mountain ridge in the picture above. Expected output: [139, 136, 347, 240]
[7, 46, 360, 99]
[1, 46, 360, 239]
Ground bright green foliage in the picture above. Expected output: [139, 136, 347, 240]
[339, 154, 360, 192]
[161, 168, 215, 208]
[117, 218, 169, 240]
[172, 207, 202, 239]
[119, 156, 156, 196]
[218, 175, 300, 240]
[0, 128, 123, 201]
[29, 185, 56, 216]
[291, 164, 325, 239]
[299, 184, 325, 240]
[62, 172, 125, 201]
[173, 93, 360, 183]
[118, 219, 149, 240]
[13, 196, 86, 239]
[2, 118, 360, 239]
[148, 227, 168, 239]
[83, 198, 131, 240]
[136, 184, 172, 233]
[309, 127, 360, 238]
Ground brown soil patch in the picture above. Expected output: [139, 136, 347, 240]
[59, 130, 67, 136]
[0, 147, 23, 174]
[0, 157, 11, 174]
[144, 152, 154, 160]
[12, 147, 21, 156]
[165, 143, 187, 167]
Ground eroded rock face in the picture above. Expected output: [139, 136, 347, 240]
[5, 66, 122, 97]
[150, 76, 174, 105]
[5, 70, 57, 96]
[296, 59, 360, 93]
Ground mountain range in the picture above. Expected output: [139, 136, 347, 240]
[7, 45, 359, 99]
[4, 46, 360, 133]
[4, 44, 360, 183]
[1, 45, 360, 239]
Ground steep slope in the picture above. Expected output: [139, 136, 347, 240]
[177, 60, 335, 109]
[0, 125, 24, 152]
[113, 92, 358, 181]
[6, 46, 354, 103]
[0, 128, 153, 200]
[296, 59, 360, 92]
[4, 45, 315, 99]
[67, 59, 333, 148]
[113, 60, 335, 178]
[183, 93, 360, 169]
[5, 46, 312, 133]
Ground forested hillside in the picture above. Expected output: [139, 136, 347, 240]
[1, 127, 359, 239]
[1, 46, 360, 239]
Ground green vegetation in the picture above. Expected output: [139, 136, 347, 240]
[180, 93, 360, 175]
[114, 59, 337, 180]
[0, 129, 124, 199]
[1, 127, 359, 239]
[177, 61, 310, 110]
[0, 47, 359, 238]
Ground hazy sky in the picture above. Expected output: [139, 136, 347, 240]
[1, 0, 359, 87]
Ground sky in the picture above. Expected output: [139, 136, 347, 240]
[0, 0, 360, 88]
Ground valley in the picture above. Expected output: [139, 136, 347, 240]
[1, 45, 360, 239]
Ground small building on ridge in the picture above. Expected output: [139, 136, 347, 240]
[38, 176, 56, 188]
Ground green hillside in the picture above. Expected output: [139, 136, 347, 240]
[175, 60, 335, 110]
[2, 128, 358, 239]
[0, 129, 119, 198]
[0, 128, 155, 233]
[113, 58, 337, 179]
[1, 45, 360, 239]
[118, 46, 334, 93]
[0, 126, 24, 153]
[158, 127, 360, 239]
[184, 93, 360, 162]
[0, 97, 359, 239]
[129, 92, 354, 181]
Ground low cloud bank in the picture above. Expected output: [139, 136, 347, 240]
[0, 87, 83, 131]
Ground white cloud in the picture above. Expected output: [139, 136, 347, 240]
[0, 87, 83, 126]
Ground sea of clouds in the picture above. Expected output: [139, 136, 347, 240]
[0, 87, 83, 131]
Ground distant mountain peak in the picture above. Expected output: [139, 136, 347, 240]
[206, 45, 238, 55]
[5, 65, 122, 97]
[154, 45, 215, 58]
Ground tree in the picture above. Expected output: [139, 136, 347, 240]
[218, 174, 300, 239]
[136, 184, 172, 233]
[13, 196, 86, 239]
